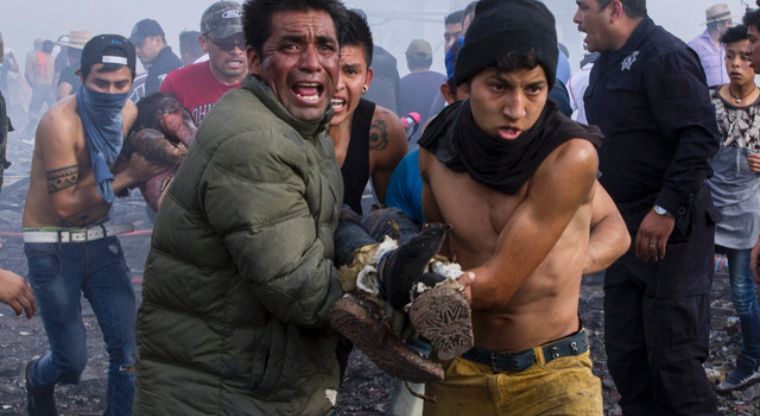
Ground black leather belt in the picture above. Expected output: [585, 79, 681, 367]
[462, 329, 589, 373]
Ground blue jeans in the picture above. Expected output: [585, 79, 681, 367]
[24, 237, 136, 416]
[726, 248, 760, 359]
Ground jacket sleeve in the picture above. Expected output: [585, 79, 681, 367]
[200, 132, 341, 329]
[644, 48, 720, 216]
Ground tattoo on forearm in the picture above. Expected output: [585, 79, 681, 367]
[369, 119, 389, 151]
[46, 165, 79, 193]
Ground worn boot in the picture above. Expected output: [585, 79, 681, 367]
[376, 223, 449, 309]
[375, 222, 473, 361]
[409, 273, 473, 360]
[329, 293, 444, 383]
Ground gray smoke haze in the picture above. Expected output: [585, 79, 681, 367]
[0, 0, 754, 75]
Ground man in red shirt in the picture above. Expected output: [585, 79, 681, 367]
[160, 1, 246, 125]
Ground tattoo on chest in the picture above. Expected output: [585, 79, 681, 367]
[46, 165, 79, 193]
[369, 119, 389, 151]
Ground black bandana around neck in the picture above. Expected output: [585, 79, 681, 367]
[419, 99, 603, 195]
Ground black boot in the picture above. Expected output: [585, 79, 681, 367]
[377, 223, 449, 310]
[26, 359, 57, 416]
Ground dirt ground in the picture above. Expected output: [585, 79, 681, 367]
[1, 131, 759, 415]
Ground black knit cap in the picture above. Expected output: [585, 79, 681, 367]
[454, 0, 558, 87]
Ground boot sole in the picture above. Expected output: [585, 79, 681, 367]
[329, 293, 444, 383]
[409, 283, 473, 361]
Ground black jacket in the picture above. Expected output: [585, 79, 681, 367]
[585, 17, 720, 218]
[144, 46, 182, 96]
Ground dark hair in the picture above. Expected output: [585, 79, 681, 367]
[463, 1, 478, 24]
[243, 0, 348, 57]
[341, 9, 373, 67]
[179, 30, 203, 55]
[721, 24, 749, 44]
[80, 46, 134, 81]
[485, 52, 542, 81]
[744, 8, 760, 32]
[445, 10, 464, 25]
[42, 40, 54, 53]
[407, 55, 432, 70]
[597, 0, 646, 19]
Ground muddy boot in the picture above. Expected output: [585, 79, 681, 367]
[409, 273, 473, 361]
[329, 293, 444, 383]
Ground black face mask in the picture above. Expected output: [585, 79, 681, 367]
[419, 99, 603, 195]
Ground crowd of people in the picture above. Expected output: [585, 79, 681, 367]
[3, 0, 760, 415]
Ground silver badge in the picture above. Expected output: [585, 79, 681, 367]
[621, 51, 639, 72]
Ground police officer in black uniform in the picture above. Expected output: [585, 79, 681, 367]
[575, 0, 720, 415]
[129, 19, 183, 97]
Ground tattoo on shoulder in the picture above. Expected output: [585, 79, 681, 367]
[46, 165, 79, 193]
[369, 119, 389, 151]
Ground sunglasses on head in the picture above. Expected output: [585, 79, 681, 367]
[208, 35, 245, 52]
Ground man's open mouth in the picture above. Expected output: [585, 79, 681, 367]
[293, 82, 324, 103]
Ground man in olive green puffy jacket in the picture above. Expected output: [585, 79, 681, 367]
[135, 1, 351, 414]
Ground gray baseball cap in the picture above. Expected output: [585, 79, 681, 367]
[201, 1, 243, 39]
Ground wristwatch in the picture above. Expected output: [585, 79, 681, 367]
[653, 205, 672, 217]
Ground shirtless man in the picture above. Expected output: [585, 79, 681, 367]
[22, 35, 161, 416]
[328, 9, 407, 214]
[418, 1, 630, 414]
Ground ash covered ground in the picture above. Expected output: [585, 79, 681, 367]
[0, 132, 758, 415]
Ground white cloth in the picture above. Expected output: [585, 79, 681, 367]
[567, 63, 593, 124]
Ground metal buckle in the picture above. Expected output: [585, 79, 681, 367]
[570, 341, 579, 353]
[551, 346, 560, 359]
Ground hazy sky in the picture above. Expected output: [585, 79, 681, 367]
[0, 0, 755, 75]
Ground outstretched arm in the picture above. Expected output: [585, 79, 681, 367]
[584, 181, 630, 275]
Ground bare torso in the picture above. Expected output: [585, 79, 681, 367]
[23, 96, 135, 228]
[422, 140, 596, 351]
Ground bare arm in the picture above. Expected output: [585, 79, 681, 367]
[369, 106, 408, 203]
[0, 268, 35, 318]
[584, 181, 630, 274]
[40, 102, 159, 221]
[467, 140, 598, 310]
